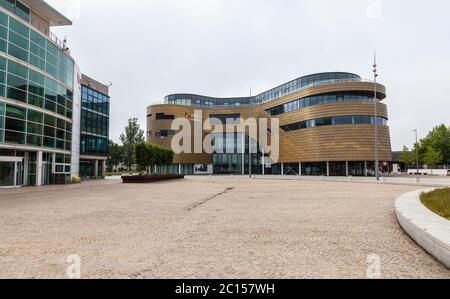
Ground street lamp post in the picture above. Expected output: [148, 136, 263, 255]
[413, 129, 419, 176]
[373, 53, 380, 181]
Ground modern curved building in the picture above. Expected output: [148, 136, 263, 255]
[147, 72, 392, 176]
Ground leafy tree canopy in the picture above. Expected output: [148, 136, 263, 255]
[419, 124, 450, 164]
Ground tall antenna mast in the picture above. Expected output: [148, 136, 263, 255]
[373, 50, 380, 181]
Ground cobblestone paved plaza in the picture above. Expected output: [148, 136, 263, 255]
[0, 177, 449, 278]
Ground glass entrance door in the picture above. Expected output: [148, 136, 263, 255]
[16, 161, 23, 186]
[0, 158, 24, 188]
[0, 161, 15, 187]
[42, 162, 51, 185]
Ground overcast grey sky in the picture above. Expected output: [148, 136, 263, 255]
[46, 0, 450, 151]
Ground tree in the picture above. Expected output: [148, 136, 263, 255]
[422, 146, 443, 175]
[134, 142, 174, 174]
[419, 124, 450, 164]
[107, 140, 124, 172]
[399, 146, 415, 172]
[120, 118, 145, 170]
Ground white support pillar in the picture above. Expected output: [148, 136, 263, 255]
[36, 151, 43, 186]
[179, 163, 182, 175]
[262, 148, 265, 176]
[299, 162, 302, 176]
[241, 134, 245, 175]
[23, 152, 29, 186]
[281, 163, 284, 175]
[102, 160, 106, 178]
[364, 161, 368, 177]
[326, 162, 330, 177]
[346, 161, 349, 177]
[94, 160, 99, 179]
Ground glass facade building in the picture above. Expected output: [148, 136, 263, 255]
[79, 74, 110, 180]
[0, 1, 110, 187]
[0, 3, 74, 187]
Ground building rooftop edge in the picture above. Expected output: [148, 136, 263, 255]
[21, 0, 72, 26]
[81, 74, 110, 96]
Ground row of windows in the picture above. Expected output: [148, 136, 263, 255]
[166, 96, 251, 108]
[0, 0, 29, 22]
[266, 92, 379, 116]
[213, 133, 253, 154]
[0, 56, 73, 118]
[0, 101, 72, 150]
[81, 85, 110, 116]
[81, 109, 109, 138]
[164, 73, 362, 108]
[0, 10, 74, 88]
[280, 116, 388, 132]
[80, 134, 108, 155]
[254, 73, 361, 104]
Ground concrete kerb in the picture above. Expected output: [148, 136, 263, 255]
[395, 189, 450, 269]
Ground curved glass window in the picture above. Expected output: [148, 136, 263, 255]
[0, 10, 74, 89]
[0, 102, 72, 150]
[164, 73, 365, 108]
[0, 56, 73, 119]
[280, 116, 388, 132]
[0, 0, 30, 22]
[266, 92, 381, 116]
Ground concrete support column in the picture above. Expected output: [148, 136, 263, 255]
[262, 151, 265, 176]
[364, 161, 368, 177]
[326, 162, 330, 177]
[179, 164, 182, 175]
[102, 160, 106, 178]
[36, 151, 43, 187]
[281, 163, 284, 175]
[299, 162, 302, 176]
[346, 161, 349, 177]
[94, 160, 99, 179]
[23, 152, 29, 186]
[241, 134, 245, 176]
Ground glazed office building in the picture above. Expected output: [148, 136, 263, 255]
[0, 1, 109, 188]
[79, 74, 110, 180]
[147, 72, 392, 176]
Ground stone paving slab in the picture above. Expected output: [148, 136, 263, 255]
[0, 178, 449, 278]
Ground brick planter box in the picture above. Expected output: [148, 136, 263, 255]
[122, 174, 185, 184]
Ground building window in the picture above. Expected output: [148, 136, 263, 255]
[155, 113, 175, 120]
[158, 130, 175, 137]
[280, 116, 388, 132]
[209, 114, 241, 125]
[266, 91, 377, 116]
